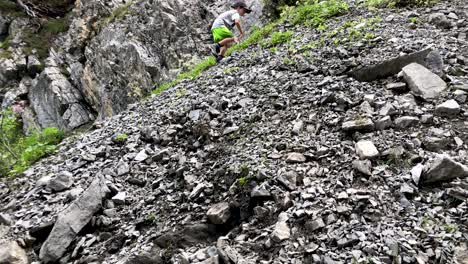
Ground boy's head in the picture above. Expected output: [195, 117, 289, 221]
[231, 1, 252, 16]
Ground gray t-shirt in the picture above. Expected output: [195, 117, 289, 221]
[211, 10, 241, 30]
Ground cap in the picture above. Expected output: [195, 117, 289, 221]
[231, 1, 252, 13]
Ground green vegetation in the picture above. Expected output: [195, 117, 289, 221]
[98, 1, 134, 30]
[0, 0, 24, 16]
[0, 109, 64, 177]
[152, 56, 216, 94]
[408, 17, 418, 24]
[362, 0, 437, 8]
[21, 17, 70, 60]
[284, 0, 348, 27]
[115, 133, 128, 143]
[227, 22, 277, 56]
[320, 16, 382, 46]
[145, 212, 157, 225]
[268, 30, 293, 47]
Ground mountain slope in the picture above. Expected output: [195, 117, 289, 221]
[1, 0, 468, 263]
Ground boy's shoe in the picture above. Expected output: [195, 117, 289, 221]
[211, 44, 220, 57]
[216, 55, 224, 63]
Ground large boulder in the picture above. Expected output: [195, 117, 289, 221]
[39, 176, 110, 263]
[422, 156, 468, 184]
[402, 63, 446, 101]
[29, 66, 95, 130]
[0, 241, 28, 264]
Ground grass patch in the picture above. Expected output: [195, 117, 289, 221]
[361, 0, 438, 8]
[98, 1, 134, 30]
[268, 30, 293, 47]
[227, 22, 277, 56]
[0, 109, 64, 177]
[21, 17, 70, 60]
[152, 56, 216, 95]
[284, 0, 349, 27]
[0, 0, 24, 16]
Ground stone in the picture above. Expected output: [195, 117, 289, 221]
[355, 140, 379, 159]
[422, 156, 468, 184]
[352, 160, 372, 176]
[411, 163, 424, 185]
[271, 213, 290, 242]
[0, 241, 28, 264]
[428, 13, 452, 29]
[112, 192, 126, 205]
[394, 116, 419, 129]
[27, 55, 43, 76]
[292, 120, 304, 135]
[47, 171, 74, 192]
[349, 48, 433, 81]
[207, 202, 231, 225]
[277, 171, 297, 191]
[134, 149, 148, 162]
[386, 82, 407, 92]
[402, 63, 446, 100]
[423, 137, 449, 151]
[420, 114, 433, 124]
[342, 119, 374, 132]
[375, 116, 392, 130]
[285, 153, 306, 163]
[435, 99, 460, 117]
[40, 176, 110, 263]
[379, 103, 397, 116]
[116, 160, 130, 176]
[0, 213, 12, 226]
[306, 218, 326, 231]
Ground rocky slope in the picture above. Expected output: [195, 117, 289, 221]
[0, 0, 263, 131]
[1, 0, 468, 263]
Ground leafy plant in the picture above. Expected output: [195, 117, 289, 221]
[408, 17, 418, 24]
[115, 133, 128, 142]
[0, 110, 64, 176]
[98, 1, 134, 30]
[284, 0, 349, 27]
[268, 30, 293, 46]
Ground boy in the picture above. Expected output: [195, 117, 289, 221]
[211, 1, 252, 62]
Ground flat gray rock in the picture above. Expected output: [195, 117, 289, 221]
[394, 116, 419, 129]
[422, 156, 468, 184]
[0, 241, 28, 264]
[355, 140, 379, 159]
[402, 63, 446, 100]
[435, 99, 460, 117]
[39, 176, 110, 263]
[47, 171, 74, 192]
[207, 202, 231, 225]
[342, 119, 374, 132]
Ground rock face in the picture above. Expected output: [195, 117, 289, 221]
[39, 176, 110, 263]
[422, 156, 468, 184]
[402, 63, 446, 100]
[29, 66, 94, 130]
[1, 0, 264, 130]
[0, 241, 28, 264]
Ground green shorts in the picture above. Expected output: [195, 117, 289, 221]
[212, 26, 233, 43]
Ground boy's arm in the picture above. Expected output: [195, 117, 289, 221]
[235, 20, 244, 38]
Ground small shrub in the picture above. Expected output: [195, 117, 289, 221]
[44, 18, 69, 34]
[269, 30, 293, 46]
[98, 1, 134, 30]
[115, 133, 128, 142]
[0, 109, 64, 176]
[285, 0, 349, 27]
[408, 17, 418, 24]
